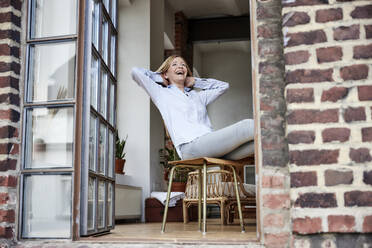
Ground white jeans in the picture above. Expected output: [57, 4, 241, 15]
[179, 119, 255, 160]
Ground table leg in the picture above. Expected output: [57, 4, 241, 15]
[231, 165, 245, 233]
[202, 161, 207, 234]
[198, 168, 202, 231]
[161, 166, 176, 233]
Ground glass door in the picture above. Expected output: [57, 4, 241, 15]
[80, 0, 117, 236]
[20, 0, 78, 239]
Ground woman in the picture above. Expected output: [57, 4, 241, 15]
[131, 55, 254, 160]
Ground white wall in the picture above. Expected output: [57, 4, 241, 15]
[164, 0, 175, 48]
[201, 49, 253, 130]
[193, 45, 203, 77]
[117, 0, 151, 221]
[150, 0, 166, 192]
[117, 0, 166, 221]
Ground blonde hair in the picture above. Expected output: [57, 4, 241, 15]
[156, 55, 193, 76]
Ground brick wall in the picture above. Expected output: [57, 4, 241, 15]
[164, 11, 193, 68]
[251, 0, 291, 247]
[0, 0, 22, 246]
[282, 0, 372, 245]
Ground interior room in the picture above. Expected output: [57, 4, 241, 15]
[87, 0, 257, 243]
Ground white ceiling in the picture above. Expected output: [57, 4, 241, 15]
[167, 0, 249, 19]
[195, 41, 250, 54]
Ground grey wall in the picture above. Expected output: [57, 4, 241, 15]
[201, 49, 253, 130]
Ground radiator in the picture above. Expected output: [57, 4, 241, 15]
[115, 184, 142, 220]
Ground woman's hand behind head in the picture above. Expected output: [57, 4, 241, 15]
[185, 76, 195, 88]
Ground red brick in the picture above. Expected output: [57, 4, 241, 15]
[283, 12, 310, 27]
[0, 126, 17, 139]
[326, 127, 350, 143]
[0, 12, 20, 27]
[257, 5, 281, 20]
[263, 213, 284, 228]
[0, 77, 19, 90]
[364, 171, 372, 185]
[286, 88, 314, 103]
[287, 130, 315, 144]
[321, 87, 349, 102]
[316, 46, 342, 63]
[0, 109, 20, 122]
[286, 30, 327, 47]
[325, 169, 353, 186]
[340, 64, 368, 81]
[284, 50, 310, 65]
[263, 194, 290, 210]
[344, 107, 366, 123]
[350, 148, 371, 163]
[0, 29, 20, 43]
[259, 61, 282, 77]
[257, 23, 281, 39]
[316, 8, 342, 23]
[353, 44, 372, 60]
[0, 159, 16, 171]
[290, 149, 339, 166]
[291, 171, 317, 188]
[0, 44, 19, 58]
[295, 193, 337, 208]
[262, 175, 284, 189]
[0, 226, 13, 239]
[0, 93, 19, 106]
[0, 176, 17, 187]
[363, 216, 372, 232]
[345, 191, 372, 207]
[286, 69, 333, 84]
[258, 40, 282, 57]
[328, 215, 355, 232]
[362, 127, 372, 142]
[351, 5, 372, 19]
[293, 217, 322, 234]
[0, 209, 14, 223]
[358, 86, 372, 101]
[0, 0, 21, 10]
[0, 61, 20, 74]
[264, 233, 290, 248]
[0, 193, 9, 204]
[366, 25, 372, 39]
[334, 25, 360, 41]
[287, 109, 338, 125]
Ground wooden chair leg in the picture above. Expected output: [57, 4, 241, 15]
[220, 200, 225, 226]
[183, 200, 189, 224]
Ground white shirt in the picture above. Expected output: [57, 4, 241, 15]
[131, 67, 229, 159]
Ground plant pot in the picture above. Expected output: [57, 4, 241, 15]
[115, 159, 126, 174]
[170, 182, 186, 192]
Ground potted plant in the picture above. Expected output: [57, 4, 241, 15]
[160, 147, 189, 192]
[115, 131, 127, 174]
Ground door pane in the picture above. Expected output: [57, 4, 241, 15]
[103, 0, 109, 12]
[89, 115, 97, 171]
[98, 123, 106, 174]
[25, 107, 74, 169]
[110, 33, 116, 76]
[97, 180, 105, 228]
[87, 177, 95, 230]
[107, 183, 113, 227]
[27, 42, 76, 102]
[30, 0, 77, 38]
[100, 69, 108, 118]
[112, 0, 117, 27]
[109, 79, 115, 125]
[102, 16, 109, 64]
[22, 174, 71, 238]
[91, 0, 100, 49]
[108, 130, 114, 178]
[91, 55, 99, 110]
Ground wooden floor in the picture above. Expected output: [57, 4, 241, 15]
[83, 219, 257, 244]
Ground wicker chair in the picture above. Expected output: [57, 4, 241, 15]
[183, 169, 256, 225]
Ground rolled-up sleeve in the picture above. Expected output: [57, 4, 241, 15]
[194, 78, 229, 105]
